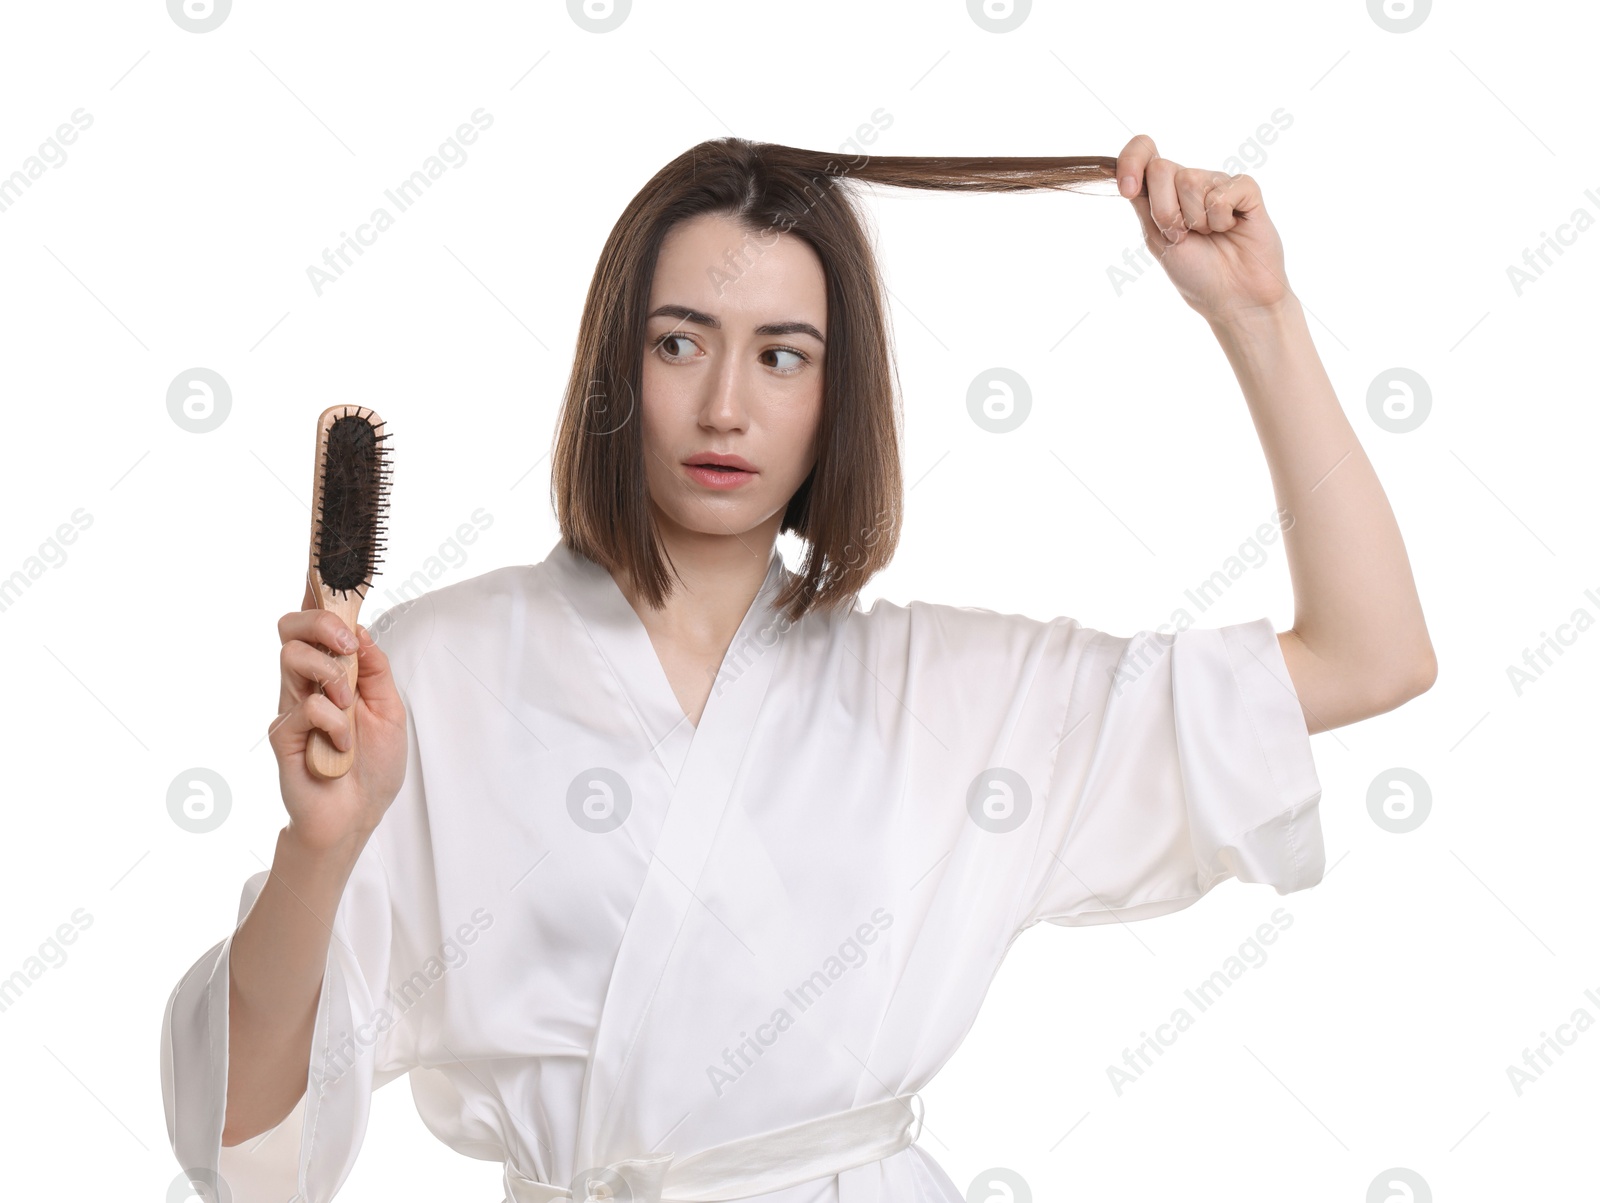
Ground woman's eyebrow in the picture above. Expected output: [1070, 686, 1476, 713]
[648, 303, 824, 344]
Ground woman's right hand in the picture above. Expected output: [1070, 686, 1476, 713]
[267, 580, 409, 856]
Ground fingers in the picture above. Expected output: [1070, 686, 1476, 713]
[273, 585, 392, 771]
[279, 607, 359, 658]
[1170, 167, 1252, 235]
[270, 623, 394, 767]
[278, 607, 360, 716]
[1116, 134, 1157, 199]
[1118, 135, 1186, 247]
[1117, 133, 1255, 247]
[1174, 168, 1217, 232]
[281, 638, 354, 707]
[308, 694, 353, 752]
[1143, 155, 1184, 241]
[1200, 172, 1259, 233]
[266, 690, 353, 757]
[352, 624, 403, 724]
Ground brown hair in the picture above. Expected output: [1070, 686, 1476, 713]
[550, 138, 1122, 623]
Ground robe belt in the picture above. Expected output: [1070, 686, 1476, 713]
[502, 1092, 924, 1203]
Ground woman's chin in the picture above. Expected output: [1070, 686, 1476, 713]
[653, 499, 781, 542]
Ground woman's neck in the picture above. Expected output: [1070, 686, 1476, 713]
[614, 511, 782, 657]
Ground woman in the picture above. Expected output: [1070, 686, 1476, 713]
[161, 134, 1435, 1203]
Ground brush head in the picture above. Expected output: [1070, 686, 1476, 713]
[313, 405, 391, 597]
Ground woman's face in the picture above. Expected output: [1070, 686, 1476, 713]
[639, 211, 827, 544]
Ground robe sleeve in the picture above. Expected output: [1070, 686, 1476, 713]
[159, 827, 403, 1202]
[1017, 615, 1325, 929]
[158, 617, 434, 1203]
[158, 598, 435, 1196]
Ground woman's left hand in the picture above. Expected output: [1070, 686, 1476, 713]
[1116, 133, 1290, 324]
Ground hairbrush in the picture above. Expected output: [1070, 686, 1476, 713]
[305, 404, 391, 780]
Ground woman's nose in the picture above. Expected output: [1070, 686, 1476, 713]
[700, 361, 748, 429]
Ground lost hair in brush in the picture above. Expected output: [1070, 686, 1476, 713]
[305, 404, 391, 780]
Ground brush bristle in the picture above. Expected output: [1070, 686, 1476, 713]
[315, 406, 391, 595]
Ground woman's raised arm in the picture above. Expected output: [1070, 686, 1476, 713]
[1115, 134, 1437, 733]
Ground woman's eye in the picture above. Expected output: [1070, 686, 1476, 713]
[654, 335, 808, 374]
[764, 347, 807, 373]
[656, 333, 696, 360]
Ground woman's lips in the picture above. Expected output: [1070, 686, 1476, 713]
[683, 464, 756, 490]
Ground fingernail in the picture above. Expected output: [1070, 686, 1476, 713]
[1121, 175, 1136, 196]
[338, 630, 356, 652]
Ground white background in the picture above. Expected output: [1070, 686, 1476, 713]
[0, 0, 1595, 1199]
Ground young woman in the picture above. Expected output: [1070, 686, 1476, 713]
[162, 135, 1435, 1203]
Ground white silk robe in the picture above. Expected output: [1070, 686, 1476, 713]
[161, 538, 1326, 1202]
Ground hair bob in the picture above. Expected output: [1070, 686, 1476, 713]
[550, 137, 1123, 624]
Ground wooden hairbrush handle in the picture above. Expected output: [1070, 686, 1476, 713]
[305, 569, 362, 780]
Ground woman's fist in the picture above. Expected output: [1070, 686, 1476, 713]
[1115, 133, 1290, 323]
[266, 581, 409, 856]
